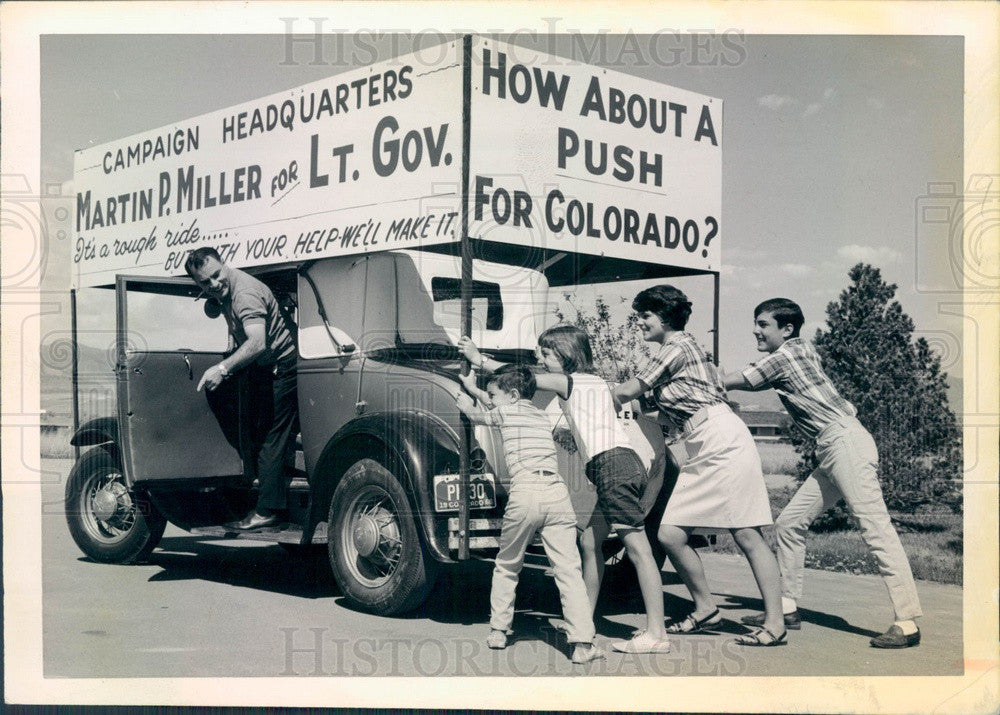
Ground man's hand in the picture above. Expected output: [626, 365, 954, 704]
[197, 364, 226, 392]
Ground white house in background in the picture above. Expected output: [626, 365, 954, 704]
[738, 410, 790, 442]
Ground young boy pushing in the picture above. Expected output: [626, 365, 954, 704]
[454, 365, 604, 664]
[723, 298, 923, 648]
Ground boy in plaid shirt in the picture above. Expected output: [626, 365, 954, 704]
[723, 298, 922, 649]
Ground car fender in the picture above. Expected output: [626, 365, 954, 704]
[308, 410, 460, 562]
[70, 417, 121, 462]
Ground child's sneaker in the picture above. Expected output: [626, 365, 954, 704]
[610, 631, 672, 654]
[486, 629, 509, 649]
[571, 643, 607, 664]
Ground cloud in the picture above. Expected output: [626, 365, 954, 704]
[757, 94, 798, 111]
[800, 87, 838, 118]
[778, 263, 814, 277]
[836, 244, 902, 265]
[867, 96, 886, 110]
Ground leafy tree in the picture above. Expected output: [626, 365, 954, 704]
[554, 294, 652, 383]
[787, 263, 962, 527]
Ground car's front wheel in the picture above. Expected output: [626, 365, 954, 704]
[65, 447, 167, 563]
[327, 458, 437, 615]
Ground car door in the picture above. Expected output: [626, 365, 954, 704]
[115, 275, 243, 485]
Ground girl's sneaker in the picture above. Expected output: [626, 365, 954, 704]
[486, 629, 509, 649]
[610, 631, 672, 654]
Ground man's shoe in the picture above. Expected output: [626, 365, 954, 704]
[870, 625, 920, 649]
[227, 512, 279, 531]
[741, 610, 802, 630]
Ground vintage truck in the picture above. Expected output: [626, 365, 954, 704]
[63, 36, 722, 616]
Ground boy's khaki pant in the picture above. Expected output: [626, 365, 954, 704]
[774, 416, 922, 621]
[490, 477, 595, 643]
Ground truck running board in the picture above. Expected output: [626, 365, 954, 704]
[189, 520, 327, 545]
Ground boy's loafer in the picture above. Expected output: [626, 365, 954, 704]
[870, 625, 920, 648]
[741, 610, 801, 630]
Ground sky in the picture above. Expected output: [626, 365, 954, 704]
[39, 32, 964, 405]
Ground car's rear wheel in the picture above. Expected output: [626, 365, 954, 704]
[65, 447, 167, 563]
[327, 458, 437, 615]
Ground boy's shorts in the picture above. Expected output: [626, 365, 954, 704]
[585, 447, 647, 531]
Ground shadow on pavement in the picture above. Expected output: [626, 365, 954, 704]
[139, 535, 340, 599]
[717, 593, 882, 638]
[376, 557, 699, 642]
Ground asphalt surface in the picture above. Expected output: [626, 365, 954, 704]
[40, 458, 963, 679]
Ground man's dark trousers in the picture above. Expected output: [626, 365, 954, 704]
[247, 359, 299, 514]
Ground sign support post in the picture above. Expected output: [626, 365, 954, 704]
[71, 288, 80, 461]
[457, 34, 473, 561]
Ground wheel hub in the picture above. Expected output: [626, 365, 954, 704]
[92, 487, 120, 521]
[352, 515, 382, 558]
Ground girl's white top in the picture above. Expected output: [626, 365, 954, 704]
[557, 372, 632, 464]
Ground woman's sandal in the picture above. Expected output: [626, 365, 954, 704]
[665, 608, 723, 634]
[734, 627, 788, 647]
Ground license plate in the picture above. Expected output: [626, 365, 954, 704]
[433, 473, 496, 512]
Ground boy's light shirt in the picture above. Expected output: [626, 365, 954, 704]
[480, 399, 560, 482]
[741, 337, 857, 439]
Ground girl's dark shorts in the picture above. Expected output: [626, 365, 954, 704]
[586, 447, 647, 530]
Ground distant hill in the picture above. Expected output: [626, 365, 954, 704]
[40, 339, 116, 423]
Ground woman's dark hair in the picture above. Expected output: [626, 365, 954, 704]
[632, 285, 692, 330]
[487, 364, 537, 399]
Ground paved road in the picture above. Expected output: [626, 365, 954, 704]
[41, 458, 962, 678]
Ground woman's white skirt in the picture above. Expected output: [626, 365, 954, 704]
[662, 407, 772, 529]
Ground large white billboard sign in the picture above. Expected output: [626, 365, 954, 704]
[71, 42, 464, 288]
[71, 36, 722, 288]
[468, 37, 722, 272]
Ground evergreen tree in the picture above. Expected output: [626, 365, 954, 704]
[788, 263, 962, 523]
